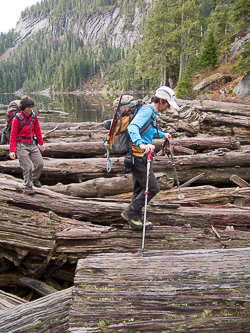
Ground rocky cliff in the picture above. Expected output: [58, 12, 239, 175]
[14, 2, 151, 49]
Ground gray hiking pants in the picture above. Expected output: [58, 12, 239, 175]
[16, 142, 44, 188]
[131, 155, 160, 212]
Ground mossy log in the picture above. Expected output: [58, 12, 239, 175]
[69, 248, 250, 332]
[0, 287, 72, 333]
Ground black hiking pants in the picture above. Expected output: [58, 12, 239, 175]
[131, 155, 160, 213]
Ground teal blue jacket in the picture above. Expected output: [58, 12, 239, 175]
[127, 104, 165, 147]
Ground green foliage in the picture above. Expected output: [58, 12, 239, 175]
[135, 0, 202, 90]
[176, 65, 197, 100]
[0, 30, 17, 56]
[232, 0, 250, 30]
[0, 29, 121, 93]
[0, 0, 249, 94]
[198, 31, 218, 70]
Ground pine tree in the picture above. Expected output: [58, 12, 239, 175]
[198, 31, 218, 69]
[135, 0, 202, 89]
[232, 0, 250, 30]
[176, 65, 196, 99]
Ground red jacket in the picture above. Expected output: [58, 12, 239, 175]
[9, 111, 44, 153]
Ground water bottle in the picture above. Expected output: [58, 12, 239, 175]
[123, 151, 133, 174]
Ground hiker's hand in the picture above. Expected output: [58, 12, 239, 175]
[40, 145, 45, 151]
[164, 133, 171, 141]
[10, 152, 15, 159]
[139, 143, 155, 153]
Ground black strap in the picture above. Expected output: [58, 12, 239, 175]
[139, 105, 159, 137]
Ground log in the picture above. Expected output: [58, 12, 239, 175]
[176, 98, 250, 114]
[0, 287, 72, 333]
[43, 173, 174, 198]
[69, 248, 250, 332]
[230, 174, 250, 188]
[0, 151, 250, 185]
[0, 290, 27, 311]
[156, 185, 250, 206]
[1, 186, 250, 230]
[0, 136, 240, 160]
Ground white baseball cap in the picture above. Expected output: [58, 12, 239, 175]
[155, 86, 179, 109]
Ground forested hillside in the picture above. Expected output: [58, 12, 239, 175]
[0, 0, 249, 94]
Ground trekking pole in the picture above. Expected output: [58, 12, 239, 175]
[163, 138, 185, 200]
[141, 152, 151, 252]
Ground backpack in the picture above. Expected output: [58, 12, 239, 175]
[105, 95, 155, 155]
[1, 100, 36, 144]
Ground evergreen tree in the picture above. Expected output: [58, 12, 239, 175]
[232, 0, 250, 30]
[135, 0, 202, 90]
[198, 31, 218, 69]
[176, 64, 196, 99]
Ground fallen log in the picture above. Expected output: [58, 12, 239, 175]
[0, 136, 240, 159]
[0, 287, 72, 333]
[0, 290, 27, 311]
[43, 173, 174, 198]
[0, 186, 250, 230]
[69, 248, 250, 332]
[176, 98, 250, 114]
[155, 185, 250, 206]
[0, 151, 250, 185]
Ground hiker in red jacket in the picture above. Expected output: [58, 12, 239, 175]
[9, 96, 45, 195]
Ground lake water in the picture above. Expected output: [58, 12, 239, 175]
[0, 92, 122, 124]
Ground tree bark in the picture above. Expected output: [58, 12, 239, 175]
[69, 249, 250, 332]
[0, 151, 249, 185]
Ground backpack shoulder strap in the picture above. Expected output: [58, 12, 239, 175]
[31, 112, 36, 123]
[15, 113, 25, 133]
[139, 105, 157, 137]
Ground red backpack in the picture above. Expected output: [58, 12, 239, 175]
[1, 100, 35, 144]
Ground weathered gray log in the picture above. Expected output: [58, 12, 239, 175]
[0, 136, 240, 159]
[0, 290, 27, 311]
[156, 185, 250, 206]
[70, 248, 250, 332]
[176, 98, 250, 114]
[43, 173, 174, 197]
[230, 174, 250, 188]
[110, 183, 250, 206]
[1, 186, 250, 230]
[1, 192, 250, 261]
[0, 287, 72, 333]
[0, 201, 113, 254]
[0, 151, 250, 184]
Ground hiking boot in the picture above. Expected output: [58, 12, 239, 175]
[33, 180, 42, 188]
[121, 204, 142, 230]
[26, 187, 35, 195]
[139, 210, 153, 230]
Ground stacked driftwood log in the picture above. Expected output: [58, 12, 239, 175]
[0, 98, 250, 332]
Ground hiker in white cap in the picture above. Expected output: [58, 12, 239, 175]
[121, 86, 179, 230]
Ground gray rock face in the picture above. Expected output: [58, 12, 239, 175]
[14, 5, 148, 49]
[230, 33, 250, 60]
[15, 12, 48, 42]
[234, 75, 250, 98]
[194, 73, 232, 93]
